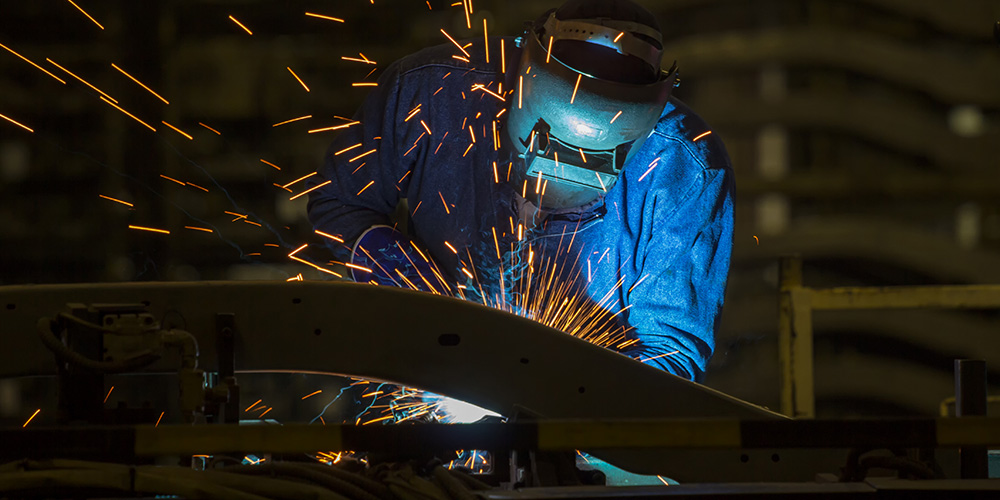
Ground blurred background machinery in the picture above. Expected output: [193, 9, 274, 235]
[1, 0, 999, 427]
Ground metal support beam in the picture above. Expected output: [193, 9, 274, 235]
[779, 255, 814, 418]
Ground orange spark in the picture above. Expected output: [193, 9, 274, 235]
[357, 180, 375, 195]
[22, 409, 40, 427]
[283, 172, 317, 188]
[155, 411, 164, 427]
[99, 194, 133, 207]
[492, 226, 501, 259]
[104, 386, 114, 403]
[344, 262, 373, 273]
[352, 82, 378, 87]
[100, 96, 156, 131]
[308, 121, 360, 133]
[471, 84, 505, 102]
[579, 148, 587, 163]
[342, 55, 377, 65]
[0, 113, 34, 133]
[161, 121, 193, 140]
[546, 36, 554, 63]
[245, 399, 263, 412]
[315, 230, 344, 243]
[198, 122, 221, 135]
[610, 110, 622, 124]
[159, 174, 185, 185]
[693, 130, 713, 142]
[65, 0, 104, 29]
[501, 38, 506, 73]
[186, 182, 208, 192]
[440, 29, 471, 58]
[286, 66, 310, 92]
[260, 159, 281, 170]
[301, 390, 322, 400]
[46, 58, 117, 102]
[438, 191, 451, 214]
[444, 241, 458, 254]
[112, 63, 169, 104]
[129, 225, 170, 235]
[404, 106, 422, 122]
[229, 15, 253, 35]
[335, 143, 363, 156]
[753, 235, 759, 245]
[420, 119, 432, 135]
[185, 226, 213, 233]
[289, 180, 331, 201]
[614, 32, 624, 43]
[483, 18, 489, 63]
[349, 149, 377, 162]
[452, 55, 470, 63]
[305, 12, 345, 22]
[0, 42, 67, 84]
[640, 350, 680, 364]
[570, 73, 582, 104]
[273, 115, 312, 127]
[259, 407, 273, 417]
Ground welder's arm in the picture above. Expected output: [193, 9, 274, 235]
[350, 225, 450, 293]
[622, 164, 734, 382]
[306, 59, 421, 261]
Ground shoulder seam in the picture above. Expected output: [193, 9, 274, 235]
[652, 132, 709, 172]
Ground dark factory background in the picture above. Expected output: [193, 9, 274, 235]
[1, 0, 998, 425]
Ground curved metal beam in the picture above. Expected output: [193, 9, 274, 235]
[0, 281, 777, 421]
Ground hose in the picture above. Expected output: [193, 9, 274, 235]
[220, 463, 379, 500]
[296, 463, 393, 500]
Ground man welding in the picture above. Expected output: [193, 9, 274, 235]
[307, 0, 734, 382]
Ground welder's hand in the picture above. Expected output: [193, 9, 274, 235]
[350, 225, 450, 294]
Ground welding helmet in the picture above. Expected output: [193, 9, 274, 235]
[507, 0, 679, 206]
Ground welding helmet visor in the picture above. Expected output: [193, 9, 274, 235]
[507, 9, 679, 194]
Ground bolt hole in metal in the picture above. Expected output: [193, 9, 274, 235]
[5, 303, 14, 310]
[292, 298, 302, 304]
[520, 358, 530, 364]
[578, 386, 586, 394]
[313, 328, 322, 336]
[771, 453, 780, 463]
[740, 454, 750, 463]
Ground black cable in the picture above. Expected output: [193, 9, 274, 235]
[221, 463, 380, 500]
[36, 317, 160, 374]
[431, 466, 476, 500]
[296, 463, 393, 500]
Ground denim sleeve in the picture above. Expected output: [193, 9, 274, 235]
[623, 140, 735, 382]
[306, 59, 414, 257]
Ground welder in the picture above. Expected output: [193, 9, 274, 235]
[307, 0, 734, 382]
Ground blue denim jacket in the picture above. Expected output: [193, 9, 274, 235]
[307, 37, 734, 381]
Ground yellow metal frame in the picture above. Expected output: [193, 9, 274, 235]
[778, 255, 1000, 418]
